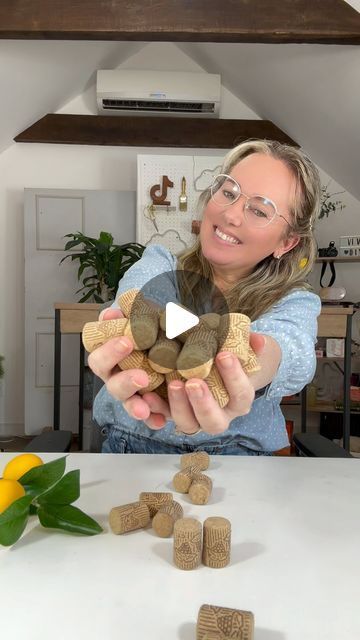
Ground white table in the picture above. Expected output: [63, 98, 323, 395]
[1, 454, 360, 640]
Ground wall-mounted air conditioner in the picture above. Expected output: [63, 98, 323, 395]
[96, 70, 221, 118]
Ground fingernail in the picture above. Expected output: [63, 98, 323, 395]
[118, 337, 132, 350]
[186, 383, 203, 398]
[130, 376, 145, 389]
[218, 353, 233, 369]
[169, 383, 183, 393]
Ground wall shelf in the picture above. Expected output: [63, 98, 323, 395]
[315, 257, 360, 263]
[14, 114, 298, 148]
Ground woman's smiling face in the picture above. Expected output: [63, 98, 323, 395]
[199, 153, 299, 285]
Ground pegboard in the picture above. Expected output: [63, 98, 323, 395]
[137, 154, 223, 254]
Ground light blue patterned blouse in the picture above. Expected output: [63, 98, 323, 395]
[93, 244, 321, 452]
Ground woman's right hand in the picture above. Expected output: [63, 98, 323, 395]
[88, 308, 171, 429]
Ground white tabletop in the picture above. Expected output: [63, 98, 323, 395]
[1, 453, 360, 640]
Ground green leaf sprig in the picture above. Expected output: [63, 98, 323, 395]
[0, 456, 102, 547]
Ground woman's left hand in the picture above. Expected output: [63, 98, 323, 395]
[142, 332, 266, 435]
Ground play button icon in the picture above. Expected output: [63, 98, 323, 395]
[165, 302, 199, 339]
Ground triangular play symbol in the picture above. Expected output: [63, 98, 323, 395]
[165, 302, 199, 339]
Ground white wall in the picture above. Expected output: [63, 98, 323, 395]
[0, 43, 258, 435]
[0, 42, 359, 435]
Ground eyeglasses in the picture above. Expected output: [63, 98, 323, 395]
[210, 174, 292, 229]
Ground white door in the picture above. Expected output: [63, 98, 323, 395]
[24, 188, 136, 436]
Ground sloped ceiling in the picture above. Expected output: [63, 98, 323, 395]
[178, 42, 360, 200]
[0, 40, 146, 153]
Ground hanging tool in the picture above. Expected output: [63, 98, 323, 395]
[179, 176, 188, 212]
[144, 204, 159, 232]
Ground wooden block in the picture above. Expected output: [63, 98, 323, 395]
[152, 501, 183, 537]
[180, 451, 209, 471]
[109, 501, 150, 534]
[189, 473, 213, 505]
[202, 517, 231, 568]
[173, 518, 202, 570]
[139, 491, 173, 518]
[173, 465, 202, 493]
[197, 604, 254, 640]
[82, 318, 128, 352]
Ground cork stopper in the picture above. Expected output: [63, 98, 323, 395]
[205, 365, 229, 408]
[123, 309, 159, 350]
[118, 350, 164, 393]
[156, 381, 169, 402]
[173, 465, 202, 493]
[82, 318, 128, 353]
[148, 331, 181, 373]
[173, 517, 202, 570]
[166, 370, 186, 385]
[177, 325, 218, 379]
[139, 492, 173, 518]
[119, 349, 146, 370]
[200, 313, 221, 331]
[152, 501, 183, 537]
[180, 451, 209, 471]
[118, 288, 140, 317]
[137, 362, 164, 393]
[219, 313, 260, 374]
[109, 501, 150, 534]
[189, 473, 213, 505]
[202, 517, 231, 568]
[197, 604, 254, 640]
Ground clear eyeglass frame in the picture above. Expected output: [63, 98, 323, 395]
[210, 173, 292, 229]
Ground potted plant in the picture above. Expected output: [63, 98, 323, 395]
[318, 182, 346, 220]
[60, 231, 145, 303]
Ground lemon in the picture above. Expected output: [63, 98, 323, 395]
[3, 453, 44, 481]
[0, 478, 26, 514]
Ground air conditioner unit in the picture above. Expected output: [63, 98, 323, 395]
[96, 70, 221, 118]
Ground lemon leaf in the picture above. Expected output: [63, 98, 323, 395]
[19, 456, 67, 497]
[38, 504, 103, 536]
[37, 470, 80, 506]
[0, 495, 33, 546]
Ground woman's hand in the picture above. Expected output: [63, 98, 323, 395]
[166, 333, 267, 436]
[88, 308, 171, 430]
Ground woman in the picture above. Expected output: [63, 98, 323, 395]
[89, 139, 321, 455]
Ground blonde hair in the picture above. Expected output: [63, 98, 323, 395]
[177, 139, 321, 320]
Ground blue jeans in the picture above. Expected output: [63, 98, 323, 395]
[100, 426, 272, 456]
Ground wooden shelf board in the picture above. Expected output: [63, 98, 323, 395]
[14, 114, 298, 148]
[315, 257, 360, 263]
[1, 0, 359, 43]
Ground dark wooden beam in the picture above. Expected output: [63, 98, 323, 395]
[1, 0, 360, 43]
[14, 114, 298, 148]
